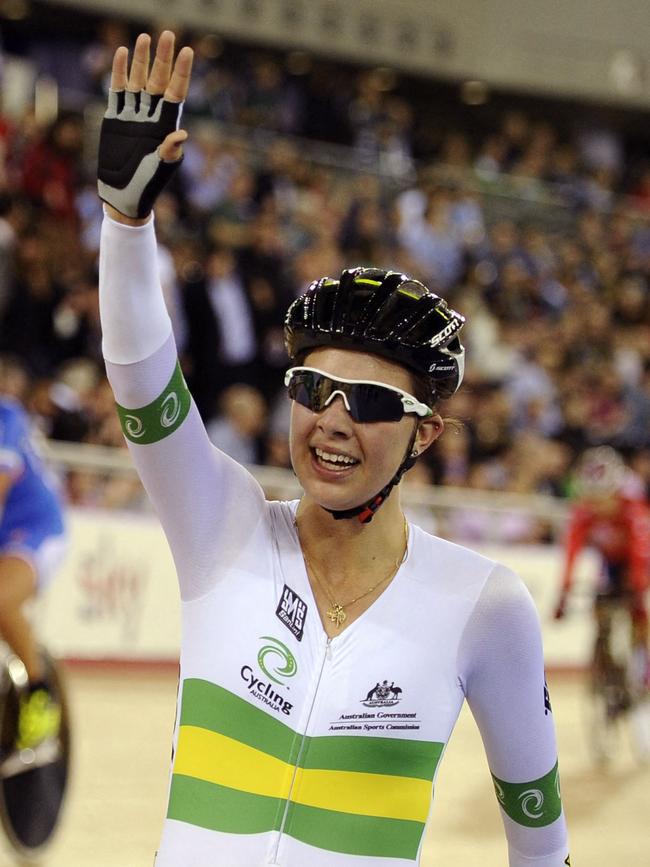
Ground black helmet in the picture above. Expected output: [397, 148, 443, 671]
[285, 267, 465, 402]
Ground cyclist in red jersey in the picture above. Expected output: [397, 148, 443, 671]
[554, 446, 650, 689]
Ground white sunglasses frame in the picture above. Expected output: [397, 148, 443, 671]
[284, 366, 433, 420]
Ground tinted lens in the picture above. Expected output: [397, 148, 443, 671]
[287, 371, 405, 422]
[287, 373, 320, 410]
[288, 371, 338, 414]
[347, 383, 404, 422]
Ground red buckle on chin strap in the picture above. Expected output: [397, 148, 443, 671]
[326, 430, 419, 524]
[358, 495, 384, 524]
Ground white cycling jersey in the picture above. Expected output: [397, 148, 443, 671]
[99, 214, 570, 867]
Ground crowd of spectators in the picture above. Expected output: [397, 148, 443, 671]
[1, 7, 650, 542]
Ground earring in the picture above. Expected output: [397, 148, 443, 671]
[410, 450, 419, 458]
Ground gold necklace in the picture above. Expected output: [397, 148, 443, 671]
[299, 517, 409, 629]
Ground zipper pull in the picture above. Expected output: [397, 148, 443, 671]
[326, 638, 332, 660]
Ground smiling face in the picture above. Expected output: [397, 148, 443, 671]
[289, 347, 442, 516]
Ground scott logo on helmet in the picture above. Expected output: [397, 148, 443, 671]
[428, 317, 463, 347]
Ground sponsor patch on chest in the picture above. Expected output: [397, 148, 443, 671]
[275, 583, 307, 640]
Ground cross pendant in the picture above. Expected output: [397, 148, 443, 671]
[327, 604, 347, 628]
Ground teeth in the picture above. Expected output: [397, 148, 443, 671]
[315, 448, 357, 466]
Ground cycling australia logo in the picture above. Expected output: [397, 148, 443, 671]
[240, 636, 297, 717]
[362, 679, 403, 708]
[258, 635, 297, 683]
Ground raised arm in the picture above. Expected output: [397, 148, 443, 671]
[98, 32, 267, 601]
[458, 565, 570, 866]
[554, 506, 588, 620]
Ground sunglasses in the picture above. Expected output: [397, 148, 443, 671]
[284, 367, 432, 423]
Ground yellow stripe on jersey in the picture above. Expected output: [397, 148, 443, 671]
[292, 765, 431, 822]
[174, 724, 432, 823]
[173, 726, 290, 800]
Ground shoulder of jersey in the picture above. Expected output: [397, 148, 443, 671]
[409, 523, 498, 572]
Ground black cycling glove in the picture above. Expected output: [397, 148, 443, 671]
[97, 89, 185, 219]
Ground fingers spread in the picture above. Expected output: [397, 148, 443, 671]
[110, 46, 129, 92]
[165, 46, 194, 103]
[147, 30, 176, 96]
[112, 31, 193, 104]
[127, 33, 151, 92]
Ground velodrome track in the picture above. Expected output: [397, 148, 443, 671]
[1, 667, 646, 866]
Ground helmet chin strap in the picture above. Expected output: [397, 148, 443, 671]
[323, 428, 419, 524]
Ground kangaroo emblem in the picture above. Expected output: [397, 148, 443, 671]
[366, 683, 380, 701]
[362, 680, 403, 704]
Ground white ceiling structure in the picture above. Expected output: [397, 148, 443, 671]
[49, 0, 650, 108]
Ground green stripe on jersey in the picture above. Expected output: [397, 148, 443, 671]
[180, 678, 442, 778]
[492, 760, 562, 828]
[302, 733, 442, 780]
[284, 800, 424, 859]
[168, 774, 283, 834]
[170, 678, 445, 859]
[116, 361, 190, 444]
[167, 775, 425, 860]
[179, 679, 301, 764]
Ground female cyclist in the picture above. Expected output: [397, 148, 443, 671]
[96, 30, 570, 867]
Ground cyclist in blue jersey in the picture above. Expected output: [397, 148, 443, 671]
[0, 396, 67, 751]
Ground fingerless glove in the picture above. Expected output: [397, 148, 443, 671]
[97, 89, 184, 219]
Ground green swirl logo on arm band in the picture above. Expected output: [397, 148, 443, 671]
[492, 760, 562, 828]
[116, 361, 191, 445]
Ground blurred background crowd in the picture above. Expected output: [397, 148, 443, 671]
[1, 2, 650, 534]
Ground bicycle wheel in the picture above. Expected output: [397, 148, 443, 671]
[584, 664, 628, 766]
[0, 649, 71, 859]
[585, 688, 617, 765]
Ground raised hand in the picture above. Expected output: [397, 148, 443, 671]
[97, 31, 194, 224]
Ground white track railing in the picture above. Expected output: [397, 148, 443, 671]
[44, 439, 569, 533]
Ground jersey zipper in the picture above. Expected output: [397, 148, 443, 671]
[269, 636, 332, 865]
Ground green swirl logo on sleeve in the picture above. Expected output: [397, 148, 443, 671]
[116, 361, 191, 444]
[492, 760, 562, 827]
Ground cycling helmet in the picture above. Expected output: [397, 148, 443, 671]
[573, 446, 626, 498]
[284, 267, 467, 523]
[285, 267, 465, 402]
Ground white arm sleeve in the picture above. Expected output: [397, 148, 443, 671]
[99, 214, 267, 601]
[458, 565, 570, 866]
[99, 213, 173, 364]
